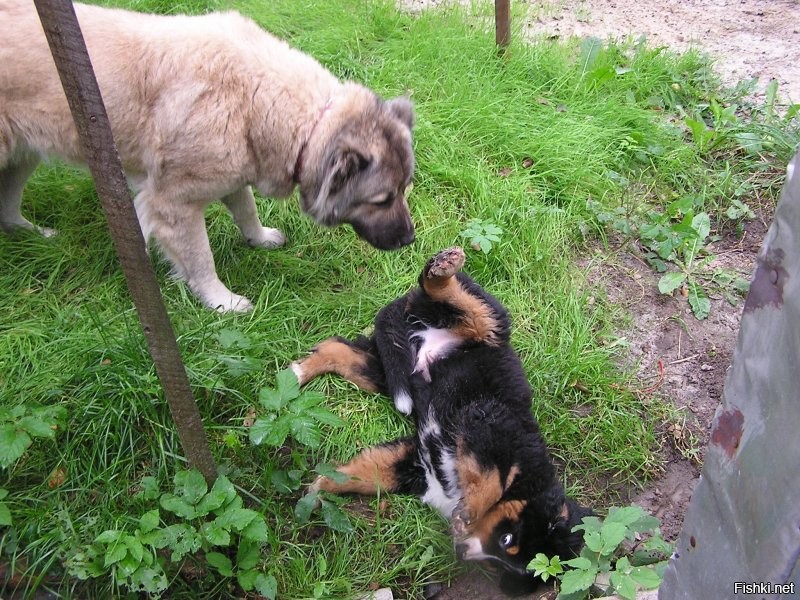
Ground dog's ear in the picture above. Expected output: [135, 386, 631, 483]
[329, 148, 370, 195]
[313, 147, 370, 219]
[546, 495, 595, 558]
[386, 97, 414, 130]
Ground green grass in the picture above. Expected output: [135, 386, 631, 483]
[1, 0, 798, 598]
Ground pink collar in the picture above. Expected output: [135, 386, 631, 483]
[293, 99, 333, 184]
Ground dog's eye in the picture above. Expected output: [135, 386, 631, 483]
[373, 193, 393, 206]
[499, 533, 514, 549]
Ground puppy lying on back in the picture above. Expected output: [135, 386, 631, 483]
[292, 247, 592, 592]
[0, 0, 414, 311]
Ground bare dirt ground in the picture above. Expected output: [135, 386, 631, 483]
[393, 1, 794, 598]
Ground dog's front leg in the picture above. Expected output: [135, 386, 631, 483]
[134, 189, 252, 312]
[0, 153, 56, 237]
[221, 187, 286, 249]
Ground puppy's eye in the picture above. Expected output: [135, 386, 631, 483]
[499, 533, 514, 549]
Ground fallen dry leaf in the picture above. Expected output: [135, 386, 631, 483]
[243, 407, 257, 428]
[48, 466, 67, 489]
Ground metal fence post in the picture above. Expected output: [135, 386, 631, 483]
[495, 0, 510, 50]
[33, 0, 218, 485]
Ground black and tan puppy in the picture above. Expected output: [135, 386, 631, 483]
[291, 247, 592, 592]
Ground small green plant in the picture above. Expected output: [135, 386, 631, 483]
[214, 328, 263, 377]
[589, 196, 750, 320]
[248, 369, 345, 449]
[528, 553, 564, 583]
[66, 470, 277, 598]
[539, 505, 672, 600]
[294, 463, 354, 534]
[0, 404, 66, 468]
[460, 218, 503, 254]
[653, 210, 714, 319]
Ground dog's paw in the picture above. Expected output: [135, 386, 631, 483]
[393, 390, 413, 415]
[0, 220, 58, 238]
[450, 498, 472, 536]
[425, 247, 465, 280]
[210, 293, 253, 313]
[247, 227, 286, 249]
[450, 511, 469, 539]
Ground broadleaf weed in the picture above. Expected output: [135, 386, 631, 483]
[528, 505, 671, 600]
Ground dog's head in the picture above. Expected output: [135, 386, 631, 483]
[450, 402, 593, 592]
[299, 85, 415, 250]
[452, 489, 592, 579]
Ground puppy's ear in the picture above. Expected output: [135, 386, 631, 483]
[547, 496, 595, 558]
[386, 97, 414, 130]
[541, 484, 591, 538]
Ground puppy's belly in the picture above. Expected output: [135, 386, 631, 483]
[411, 327, 461, 381]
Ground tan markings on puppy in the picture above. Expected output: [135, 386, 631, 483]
[455, 446, 505, 523]
[423, 249, 501, 345]
[471, 500, 528, 546]
[314, 441, 413, 495]
[292, 338, 379, 392]
[504, 464, 521, 491]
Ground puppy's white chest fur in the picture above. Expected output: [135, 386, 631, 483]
[418, 415, 460, 517]
[411, 327, 461, 381]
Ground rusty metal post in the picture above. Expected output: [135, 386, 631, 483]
[495, 0, 510, 51]
[32, 0, 217, 485]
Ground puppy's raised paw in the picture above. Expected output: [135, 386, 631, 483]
[425, 247, 465, 280]
[450, 498, 471, 538]
[307, 477, 325, 497]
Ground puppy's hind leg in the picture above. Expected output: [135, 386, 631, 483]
[291, 336, 386, 393]
[421, 247, 505, 346]
[0, 152, 55, 237]
[136, 189, 252, 312]
[222, 187, 286, 248]
[310, 438, 424, 496]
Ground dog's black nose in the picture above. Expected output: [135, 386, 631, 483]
[400, 229, 415, 246]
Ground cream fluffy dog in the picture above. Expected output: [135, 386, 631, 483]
[0, 0, 415, 311]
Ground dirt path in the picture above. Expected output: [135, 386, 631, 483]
[394, 1, 784, 597]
